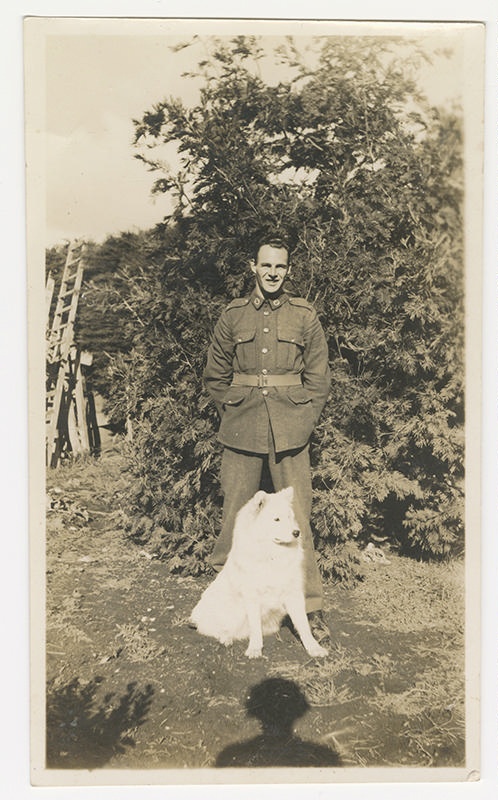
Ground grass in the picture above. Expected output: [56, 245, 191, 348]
[267, 643, 363, 706]
[115, 623, 167, 663]
[352, 557, 465, 634]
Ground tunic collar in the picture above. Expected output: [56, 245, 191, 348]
[251, 290, 289, 311]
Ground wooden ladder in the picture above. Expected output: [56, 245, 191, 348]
[46, 240, 86, 467]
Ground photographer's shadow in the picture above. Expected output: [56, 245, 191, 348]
[215, 677, 341, 768]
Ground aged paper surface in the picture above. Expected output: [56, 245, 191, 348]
[25, 15, 484, 788]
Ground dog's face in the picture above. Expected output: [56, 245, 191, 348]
[247, 487, 301, 547]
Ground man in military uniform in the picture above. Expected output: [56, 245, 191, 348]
[203, 233, 331, 645]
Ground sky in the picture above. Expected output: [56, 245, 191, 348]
[36, 20, 466, 248]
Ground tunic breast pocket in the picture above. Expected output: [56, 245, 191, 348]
[277, 326, 305, 371]
[233, 327, 257, 372]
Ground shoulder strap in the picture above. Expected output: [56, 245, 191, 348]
[226, 296, 251, 310]
[288, 296, 314, 311]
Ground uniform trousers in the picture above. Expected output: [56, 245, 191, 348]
[209, 432, 323, 613]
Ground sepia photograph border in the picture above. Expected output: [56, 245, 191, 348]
[21, 9, 487, 793]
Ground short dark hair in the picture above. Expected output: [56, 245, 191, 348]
[252, 231, 290, 262]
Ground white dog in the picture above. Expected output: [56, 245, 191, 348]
[189, 487, 328, 659]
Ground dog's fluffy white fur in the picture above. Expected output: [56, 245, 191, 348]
[190, 487, 327, 659]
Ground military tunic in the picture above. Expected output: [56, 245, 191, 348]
[203, 290, 331, 453]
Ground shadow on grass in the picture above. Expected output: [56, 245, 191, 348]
[216, 677, 341, 768]
[46, 676, 154, 768]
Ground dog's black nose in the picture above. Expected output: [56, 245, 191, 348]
[292, 529, 300, 538]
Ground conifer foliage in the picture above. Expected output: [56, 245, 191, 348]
[101, 37, 464, 572]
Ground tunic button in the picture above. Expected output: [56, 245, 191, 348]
[262, 389, 269, 396]
[261, 347, 268, 354]
[263, 327, 269, 333]
[261, 368, 268, 375]
[263, 310, 270, 316]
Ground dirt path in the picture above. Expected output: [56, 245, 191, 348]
[45, 448, 465, 771]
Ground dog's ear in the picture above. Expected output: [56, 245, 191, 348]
[281, 485, 294, 501]
[251, 490, 268, 512]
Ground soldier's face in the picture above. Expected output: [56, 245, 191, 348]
[250, 245, 289, 297]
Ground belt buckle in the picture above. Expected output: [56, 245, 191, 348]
[258, 374, 268, 388]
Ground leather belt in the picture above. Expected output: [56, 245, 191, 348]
[231, 372, 302, 388]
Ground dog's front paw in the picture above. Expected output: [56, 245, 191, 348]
[245, 645, 263, 659]
[306, 641, 328, 658]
